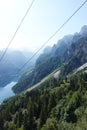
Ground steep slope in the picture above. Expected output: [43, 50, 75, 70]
[12, 35, 73, 93]
[52, 35, 73, 56]
[0, 68, 87, 130]
[13, 25, 87, 93]
[0, 25, 87, 130]
[61, 37, 87, 76]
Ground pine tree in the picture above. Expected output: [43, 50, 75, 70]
[0, 115, 4, 130]
[23, 111, 29, 130]
[48, 93, 56, 115]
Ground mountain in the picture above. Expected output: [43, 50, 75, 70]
[0, 49, 37, 87]
[79, 25, 87, 36]
[13, 25, 87, 93]
[72, 25, 87, 43]
[0, 25, 87, 130]
[52, 35, 73, 56]
[61, 37, 87, 76]
[43, 46, 52, 54]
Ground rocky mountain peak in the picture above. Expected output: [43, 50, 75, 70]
[79, 25, 87, 35]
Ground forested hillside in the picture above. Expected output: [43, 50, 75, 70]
[0, 25, 87, 130]
[0, 69, 87, 130]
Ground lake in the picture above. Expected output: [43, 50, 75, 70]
[0, 82, 17, 104]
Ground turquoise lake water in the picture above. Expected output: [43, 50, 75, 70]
[0, 82, 16, 104]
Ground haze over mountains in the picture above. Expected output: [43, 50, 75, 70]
[0, 25, 87, 89]
[13, 25, 87, 93]
[0, 49, 37, 87]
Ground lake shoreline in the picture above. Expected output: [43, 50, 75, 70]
[0, 81, 17, 104]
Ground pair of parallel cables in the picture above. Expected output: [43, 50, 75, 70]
[0, 0, 87, 75]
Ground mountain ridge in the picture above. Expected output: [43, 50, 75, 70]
[13, 25, 87, 93]
[0, 49, 37, 87]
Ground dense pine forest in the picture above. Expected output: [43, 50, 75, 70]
[0, 70, 87, 130]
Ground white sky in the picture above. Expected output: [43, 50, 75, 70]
[0, 0, 87, 52]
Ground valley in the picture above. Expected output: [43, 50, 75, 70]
[0, 25, 87, 130]
[0, 49, 37, 87]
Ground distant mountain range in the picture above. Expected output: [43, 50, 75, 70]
[13, 25, 87, 93]
[0, 49, 37, 87]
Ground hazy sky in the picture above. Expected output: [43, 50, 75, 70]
[0, 0, 87, 52]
